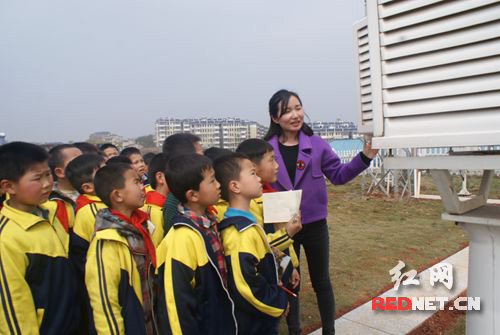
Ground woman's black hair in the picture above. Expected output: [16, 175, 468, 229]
[263, 89, 313, 141]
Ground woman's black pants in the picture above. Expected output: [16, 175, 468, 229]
[286, 219, 335, 335]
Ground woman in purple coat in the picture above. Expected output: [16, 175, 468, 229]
[265, 89, 378, 335]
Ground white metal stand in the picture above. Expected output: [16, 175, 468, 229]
[385, 155, 500, 335]
[442, 206, 500, 334]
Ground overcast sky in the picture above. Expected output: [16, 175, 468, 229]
[0, 0, 365, 143]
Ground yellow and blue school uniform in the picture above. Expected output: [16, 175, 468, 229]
[85, 209, 156, 335]
[213, 198, 299, 268]
[71, 194, 107, 275]
[155, 212, 237, 335]
[0, 201, 79, 334]
[70, 194, 108, 334]
[219, 208, 287, 335]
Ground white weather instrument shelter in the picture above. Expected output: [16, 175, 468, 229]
[354, 1, 500, 334]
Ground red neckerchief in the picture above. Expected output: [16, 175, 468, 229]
[262, 182, 277, 193]
[109, 209, 156, 267]
[207, 205, 218, 216]
[76, 195, 96, 213]
[55, 200, 70, 232]
[145, 190, 166, 208]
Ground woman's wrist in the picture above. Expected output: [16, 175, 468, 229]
[360, 152, 372, 165]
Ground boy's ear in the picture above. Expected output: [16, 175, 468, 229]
[158, 172, 169, 192]
[228, 180, 240, 195]
[155, 171, 164, 186]
[0, 179, 15, 195]
[54, 167, 65, 180]
[109, 189, 123, 205]
[81, 182, 95, 195]
[185, 189, 198, 203]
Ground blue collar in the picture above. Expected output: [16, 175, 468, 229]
[224, 208, 256, 223]
[220, 208, 257, 232]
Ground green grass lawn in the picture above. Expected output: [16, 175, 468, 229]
[279, 174, 499, 334]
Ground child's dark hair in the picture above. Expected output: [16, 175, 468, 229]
[0, 142, 49, 182]
[165, 154, 212, 204]
[148, 153, 167, 189]
[73, 142, 99, 154]
[162, 133, 201, 159]
[143, 152, 155, 167]
[99, 143, 119, 152]
[264, 89, 313, 141]
[65, 154, 105, 194]
[203, 147, 233, 162]
[48, 144, 78, 180]
[236, 139, 273, 164]
[213, 153, 249, 201]
[106, 155, 132, 166]
[94, 163, 132, 208]
[120, 147, 142, 158]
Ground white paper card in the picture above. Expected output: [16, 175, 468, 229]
[262, 190, 302, 223]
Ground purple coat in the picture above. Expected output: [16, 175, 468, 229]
[268, 131, 369, 224]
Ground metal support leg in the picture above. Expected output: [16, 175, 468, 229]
[430, 170, 494, 214]
[443, 206, 500, 335]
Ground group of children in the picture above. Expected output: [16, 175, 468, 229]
[0, 133, 302, 335]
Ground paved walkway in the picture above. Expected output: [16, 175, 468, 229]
[309, 247, 469, 335]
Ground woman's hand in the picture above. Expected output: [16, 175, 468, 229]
[363, 135, 379, 159]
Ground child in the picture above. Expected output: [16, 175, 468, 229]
[237, 139, 303, 329]
[65, 153, 106, 333]
[155, 154, 236, 335]
[143, 152, 156, 172]
[235, 139, 301, 271]
[0, 189, 5, 210]
[213, 140, 301, 285]
[74, 142, 100, 154]
[203, 147, 233, 161]
[0, 142, 79, 334]
[107, 155, 132, 166]
[120, 147, 147, 183]
[99, 143, 119, 161]
[161, 133, 202, 234]
[140, 153, 167, 247]
[48, 144, 82, 232]
[215, 153, 288, 335]
[66, 153, 107, 268]
[86, 163, 157, 335]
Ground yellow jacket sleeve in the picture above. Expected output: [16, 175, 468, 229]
[74, 204, 98, 243]
[85, 239, 125, 335]
[142, 205, 165, 248]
